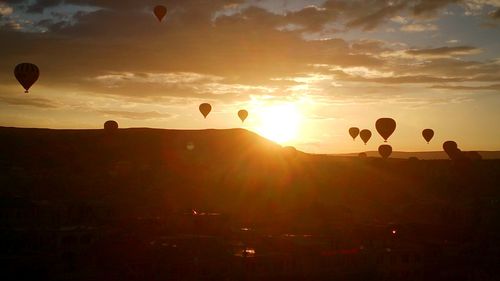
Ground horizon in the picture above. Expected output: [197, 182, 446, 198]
[1, 0, 499, 153]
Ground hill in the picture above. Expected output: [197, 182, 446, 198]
[0, 126, 499, 228]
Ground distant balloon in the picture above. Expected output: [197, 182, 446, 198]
[238, 109, 248, 122]
[199, 103, 212, 118]
[14, 63, 39, 93]
[104, 120, 118, 131]
[375, 118, 396, 142]
[153, 5, 167, 22]
[359, 129, 372, 145]
[422, 129, 434, 144]
[443, 141, 459, 159]
[378, 144, 392, 159]
[349, 127, 360, 140]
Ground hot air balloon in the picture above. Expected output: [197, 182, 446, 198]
[422, 129, 434, 144]
[378, 144, 392, 159]
[238, 110, 248, 122]
[375, 118, 396, 142]
[359, 129, 372, 145]
[153, 5, 167, 22]
[349, 127, 360, 140]
[104, 120, 118, 131]
[199, 103, 212, 118]
[14, 63, 39, 93]
[443, 141, 459, 160]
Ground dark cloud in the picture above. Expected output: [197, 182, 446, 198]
[431, 84, 500, 91]
[0, 0, 497, 103]
[410, 0, 461, 17]
[284, 5, 339, 31]
[405, 46, 480, 56]
[346, 1, 408, 31]
[491, 8, 500, 19]
[26, 0, 61, 13]
[364, 75, 465, 84]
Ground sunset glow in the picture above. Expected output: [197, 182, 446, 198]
[0, 0, 499, 153]
[254, 103, 302, 144]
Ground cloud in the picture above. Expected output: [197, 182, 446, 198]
[345, 1, 408, 31]
[97, 110, 173, 120]
[94, 72, 223, 87]
[491, 8, 500, 18]
[0, 95, 60, 108]
[0, 3, 13, 16]
[25, 0, 62, 13]
[405, 46, 481, 57]
[431, 83, 500, 90]
[411, 0, 461, 17]
[1, 19, 21, 30]
[0, 0, 498, 108]
[363, 75, 466, 84]
[400, 23, 438, 32]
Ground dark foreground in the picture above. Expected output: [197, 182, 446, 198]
[1, 127, 499, 280]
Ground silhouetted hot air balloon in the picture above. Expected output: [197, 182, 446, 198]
[375, 118, 396, 142]
[199, 103, 212, 118]
[359, 129, 372, 145]
[443, 141, 458, 159]
[153, 5, 167, 22]
[422, 129, 434, 144]
[14, 63, 39, 93]
[349, 127, 360, 140]
[378, 144, 392, 159]
[238, 110, 248, 122]
[104, 120, 118, 131]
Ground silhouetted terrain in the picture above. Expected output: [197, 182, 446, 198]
[337, 150, 500, 160]
[1, 126, 499, 280]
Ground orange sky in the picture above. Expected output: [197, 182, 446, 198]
[1, 0, 499, 153]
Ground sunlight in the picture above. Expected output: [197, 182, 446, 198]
[253, 103, 302, 144]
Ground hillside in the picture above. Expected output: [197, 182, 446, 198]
[1, 126, 499, 228]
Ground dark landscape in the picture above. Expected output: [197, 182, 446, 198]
[1, 126, 499, 280]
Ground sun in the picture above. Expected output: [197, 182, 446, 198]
[253, 103, 302, 144]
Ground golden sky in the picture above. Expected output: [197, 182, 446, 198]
[1, 0, 499, 153]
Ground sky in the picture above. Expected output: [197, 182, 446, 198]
[0, 0, 499, 154]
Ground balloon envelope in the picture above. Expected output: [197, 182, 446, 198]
[238, 110, 248, 122]
[359, 129, 372, 145]
[422, 129, 434, 143]
[104, 120, 118, 131]
[14, 63, 39, 93]
[375, 118, 396, 142]
[443, 141, 458, 159]
[199, 103, 212, 118]
[378, 144, 392, 159]
[349, 127, 360, 140]
[154, 5, 167, 22]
